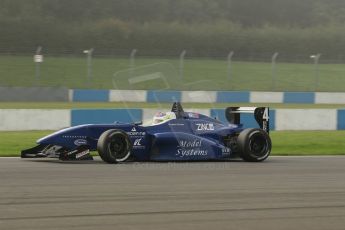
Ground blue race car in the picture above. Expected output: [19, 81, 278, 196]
[21, 103, 271, 163]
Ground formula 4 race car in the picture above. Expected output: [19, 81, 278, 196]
[21, 103, 272, 163]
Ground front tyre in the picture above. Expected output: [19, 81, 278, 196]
[97, 129, 131, 164]
[237, 128, 271, 162]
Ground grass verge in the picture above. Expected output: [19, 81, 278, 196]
[271, 131, 345, 155]
[2, 56, 345, 91]
[0, 131, 51, 157]
[1, 130, 344, 157]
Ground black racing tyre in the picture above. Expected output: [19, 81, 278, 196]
[97, 129, 131, 164]
[237, 128, 271, 162]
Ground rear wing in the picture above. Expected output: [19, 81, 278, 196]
[225, 107, 270, 133]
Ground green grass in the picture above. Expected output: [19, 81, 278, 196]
[0, 102, 344, 109]
[271, 131, 345, 155]
[1, 55, 345, 91]
[0, 131, 51, 157]
[1, 130, 344, 157]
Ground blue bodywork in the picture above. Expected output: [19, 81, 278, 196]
[35, 111, 243, 161]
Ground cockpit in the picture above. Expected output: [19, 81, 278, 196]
[142, 102, 184, 126]
[152, 111, 176, 125]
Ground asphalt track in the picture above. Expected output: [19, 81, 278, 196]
[1, 156, 345, 230]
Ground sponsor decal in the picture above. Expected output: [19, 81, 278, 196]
[76, 149, 90, 159]
[63, 135, 87, 139]
[263, 108, 269, 120]
[127, 127, 145, 137]
[74, 139, 88, 146]
[134, 138, 142, 146]
[168, 123, 184, 126]
[133, 138, 145, 149]
[67, 149, 78, 156]
[188, 112, 199, 118]
[179, 140, 202, 148]
[177, 148, 207, 157]
[176, 139, 208, 157]
[127, 131, 146, 137]
[196, 123, 214, 131]
[44, 145, 62, 156]
[222, 147, 231, 156]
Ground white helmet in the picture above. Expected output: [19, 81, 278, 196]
[152, 112, 176, 124]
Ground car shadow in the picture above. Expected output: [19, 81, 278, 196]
[22, 157, 249, 164]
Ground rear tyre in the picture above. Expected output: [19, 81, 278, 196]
[97, 129, 131, 164]
[237, 128, 271, 162]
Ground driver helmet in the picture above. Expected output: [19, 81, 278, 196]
[152, 112, 176, 124]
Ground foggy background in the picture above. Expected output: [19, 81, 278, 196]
[1, 0, 345, 59]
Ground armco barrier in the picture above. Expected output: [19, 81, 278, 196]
[109, 90, 147, 102]
[1, 108, 344, 131]
[337, 109, 345, 130]
[181, 91, 217, 103]
[1, 88, 345, 104]
[72, 90, 345, 104]
[72, 89, 109, 102]
[275, 109, 337, 131]
[0, 87, 69, 102]
[0, 109, 70, 131]
[250, 92, 283, 103]
[146, 90, 181, 103]
[216, 91, 250, 103]
[315, 93, 345, 104]
[71, 109, 142, 126]
[283, 92, 315, 104]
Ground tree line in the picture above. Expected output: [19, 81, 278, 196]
[0, 0, 345, 60]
